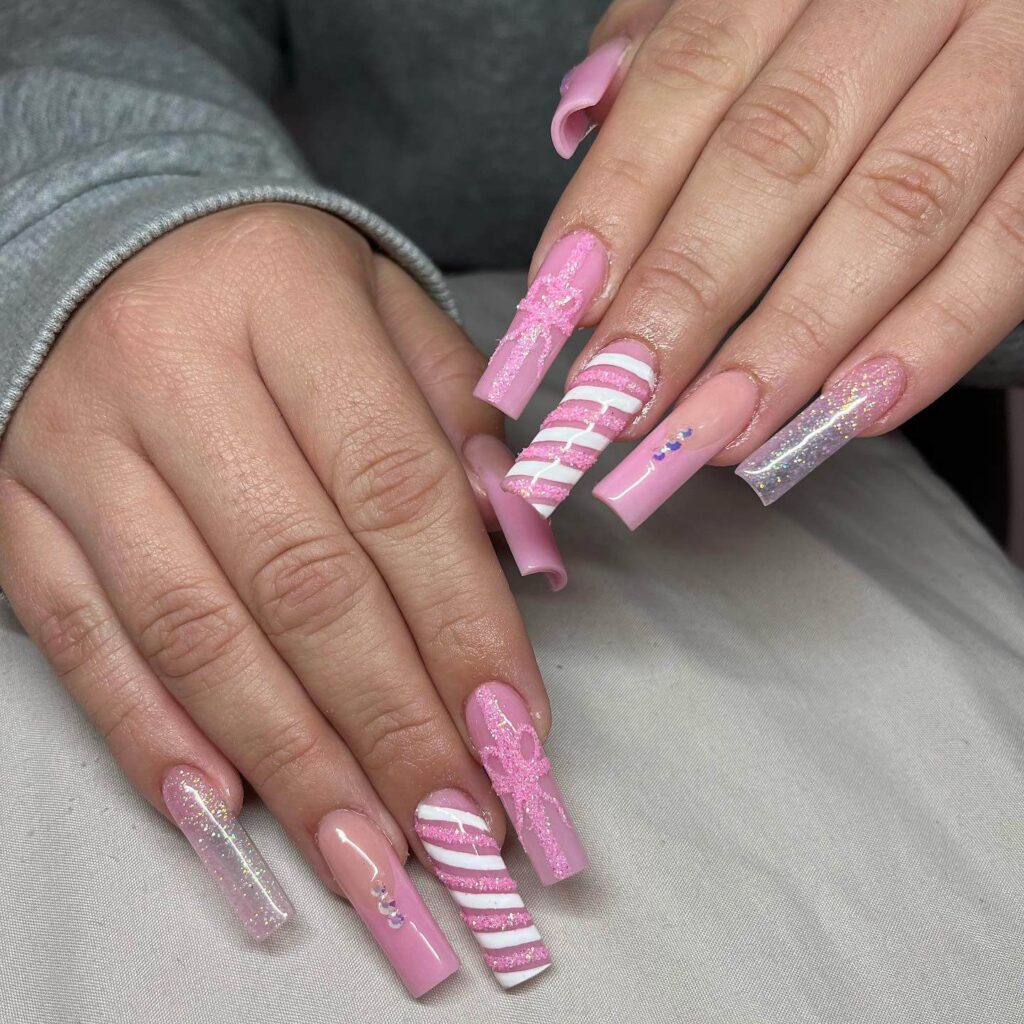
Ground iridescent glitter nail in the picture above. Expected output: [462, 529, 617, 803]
[736, 357, 907, 506]
[162, 766, 293, 940]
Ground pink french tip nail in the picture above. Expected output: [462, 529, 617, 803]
[473, 230, 608, 419]
[593, 370, 760, 530]
[551, 38, 630, 159]
[161, 766, 293, 941]
[464, 434, 568, 591]
[317, 810, 460, 998]
[465, 683, 587, 886]
[415, 789, 552, 989]
[736, 356, 907, 506]
[502, 339, 656, 519]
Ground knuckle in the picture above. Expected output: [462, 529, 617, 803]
[977, 193, 1024, 257]
[251, 532, 374, 641]
[586, 151, 656, 202]
[637, 6, 752, 95]
[246, 720, 325, 790]
[136, 582, 250, 688]
[628, 244, 723, 327]
[849, 141, 967, 240]
[348, 686, 439, 776]
[36, 596, 121, 681]
[758, 293, 838, 361]
[718, 70, 839, 185]
[339, 438, 455, 535]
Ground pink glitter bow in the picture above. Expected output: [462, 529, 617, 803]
[487, 234, 595, 404]
[475, 689, 572, 879]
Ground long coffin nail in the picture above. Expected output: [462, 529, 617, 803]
[593, 370, 760, 530]
[162, 766, 293, 941]
[551, 38, 630, 159]
[464, 435, 567, 591]
[415, 789, 552, 988]
[473, 231, 608, 419]
[502, 340, 655, 518]
[465, 683, 587, 885]
[736, 357, 907, 506]
[317, 810, 460, 997]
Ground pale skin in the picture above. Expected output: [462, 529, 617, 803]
[542, 0, 1024, 456]
[3, 0, 1023, 902]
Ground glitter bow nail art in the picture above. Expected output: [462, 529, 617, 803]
[416, 789, 551, 988]
[736, 357, 907, 505]
[473, 231, 608, 419]
[162, 766, 293, 941]
[465, 683, 587, 885]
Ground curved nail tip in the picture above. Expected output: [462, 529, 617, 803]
[593, 486, 644, 531]
[551, 106, 592, 160]
[735, 466, 776, 507]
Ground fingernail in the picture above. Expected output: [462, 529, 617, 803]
[464, 435, 568, 591]
[317, 809, 460, 998]
[593, 370, 760, 529]
[502, 340, 656, 518]
[473, 231, 608, 419]
[465, 682, 587, 885]
[161, 766, 293, 941]
[736, 357, 907, 506]
[415, 789, 552, 989]
[552, 38, 630, 159]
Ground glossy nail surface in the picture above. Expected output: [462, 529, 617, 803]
[594, 370, 760, 529]
[551, 38, 630, 159]
[474, 231, 608, 419]
[736, 357, 907, 506]
[465, 683, 587, 886]
[464, 435, 567, 591]
[415, 789, 552, 988]
[317, 810, 459, 998]
[162, 766, 293, 941]
[503, 340, 656, 518]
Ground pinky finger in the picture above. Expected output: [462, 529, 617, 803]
[0, 478, 293, 939]
[736, 151, 1024, 505]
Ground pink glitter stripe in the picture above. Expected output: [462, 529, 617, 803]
[516, 442, 602, 471]
[485, 945, 552, 972]
[573, 364, 652, 400]
[542, 401, 630, 433]
[461, 910, 534, 932]
[433, 868, 518, 893]
[503, 477, 572, 505]
[414, 820, 498, 851]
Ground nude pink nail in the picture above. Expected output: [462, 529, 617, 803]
[552, 38, 630, 159]
[594, 370, 760, 530]
[415, 789, 552, 988]
[465, 682, 587, 886]
[473, 231, 608, 419]
[464, 435, 567, 591]
[502, 340, 656, 518]
[162, 766, 293, 941]
[317, 810, 459, 998]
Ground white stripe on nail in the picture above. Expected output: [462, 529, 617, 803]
[474, 925, 543, 950]
[415, 803, 490, 832]
[587, 351, 657, 385]
[533, 426, 612, 450]
[422, 842, 506, 872]
[496, 964, 552, 988]
[507, 461, 584, 485]
[562, 386, 642, 413]
[450, 891, 525, 910]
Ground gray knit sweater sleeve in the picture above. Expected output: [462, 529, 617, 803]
[0, 0, 454, 437]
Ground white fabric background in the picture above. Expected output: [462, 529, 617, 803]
[1, 273, 1022, 1023]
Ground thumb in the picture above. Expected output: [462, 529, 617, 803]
[373, 257, 567, 591]
[551, 0, 671, 158]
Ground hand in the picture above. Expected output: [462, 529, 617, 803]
[0, 205, 579, 991]
[481, 0, 1024, 524]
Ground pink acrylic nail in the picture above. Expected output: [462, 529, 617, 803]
[317, 810, 459, 998]
[736, 356, 907, 505]
[473, 231, 608, 419]
[594, 370, 760, 530]
[465, 683, 587, 886]
[162, 766, 293, 941]
[552, 38, 630, 159]
[502, 340, 656, 518]
[415, 789, 552, 988]
[464, 435, 567, 591]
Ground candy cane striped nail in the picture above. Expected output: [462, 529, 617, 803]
[501, 340, 656, 518]
[415, 789, 552, 989]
